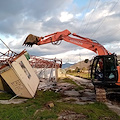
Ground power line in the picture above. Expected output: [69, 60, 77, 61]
[101, 25, 120, 41]
[90, 0, 119, 38]
[82, 0, 101, 35]
[79, 0, 92, 33]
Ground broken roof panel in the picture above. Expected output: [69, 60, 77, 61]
[29, 56, 62, 68]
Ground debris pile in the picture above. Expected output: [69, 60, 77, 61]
[29, 56, 62, 91]
[29, 56, 62, 80]
[37, 75, 96, 105]
[0, 43, 62, 99]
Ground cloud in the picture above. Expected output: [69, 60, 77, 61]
[41, 48, 95, 63]
[0, 0, 120, 63]
[59, 12, 73, 22]
[0, 0, 73, 36]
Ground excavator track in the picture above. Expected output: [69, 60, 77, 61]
[95, 87, 107, 102]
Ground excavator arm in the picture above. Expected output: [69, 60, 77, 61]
[23, 29, 110, 55]
[23, 30, 71, 46]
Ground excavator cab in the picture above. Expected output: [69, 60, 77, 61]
[91, 54, 118, 87]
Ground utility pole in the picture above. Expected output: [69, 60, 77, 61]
[79, 54, 81, 71]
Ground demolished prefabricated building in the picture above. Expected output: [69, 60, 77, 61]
[0, 50, 39, 98]
[0, 49, 62, 98]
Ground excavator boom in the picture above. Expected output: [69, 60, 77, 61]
[23, 29, 110, 55]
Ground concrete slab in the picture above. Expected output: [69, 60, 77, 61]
[0, 99, 28, 104]
[63, 90, 80, 97]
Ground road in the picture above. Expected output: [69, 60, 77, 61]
[66, 74, 94, 89]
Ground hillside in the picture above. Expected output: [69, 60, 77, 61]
[62, 63, 74, 69]
[66, 60, 91, 70]
[63, 54, 120, 70]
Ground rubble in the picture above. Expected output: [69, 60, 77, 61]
[105, 102, 120, 116]
[0, 99, 27, 104]
[63, 90, 80, 97]
[45, 101, 54, 108]
[58, 111, 87, 120]
[37, 78, 57, 91]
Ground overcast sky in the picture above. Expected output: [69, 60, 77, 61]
[0, 0, 120, 63]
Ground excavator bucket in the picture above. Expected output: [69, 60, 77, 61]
[23, 34, 39, 47]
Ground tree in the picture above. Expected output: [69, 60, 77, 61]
[84, 59, 89, 63]
[75, 67, 80, 73]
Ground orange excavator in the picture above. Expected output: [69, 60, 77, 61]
[23, 29, 120, 101]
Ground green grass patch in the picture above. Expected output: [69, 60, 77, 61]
[0, 92, 13, 100]
[68, 72, 91, 79]
[0, 90, 61, 120]
[55, 102, 120, 120]
[0, 90, 119, 120]
[62, 77, 77, 85]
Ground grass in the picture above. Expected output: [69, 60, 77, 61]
[68, 72, 91, 79]
[56, 102, 120, 120]
[61, 77, 78, 85]
[0, 90, 119, 120]
[0, 91, 60, 120]
[0, 92, 13, 100]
